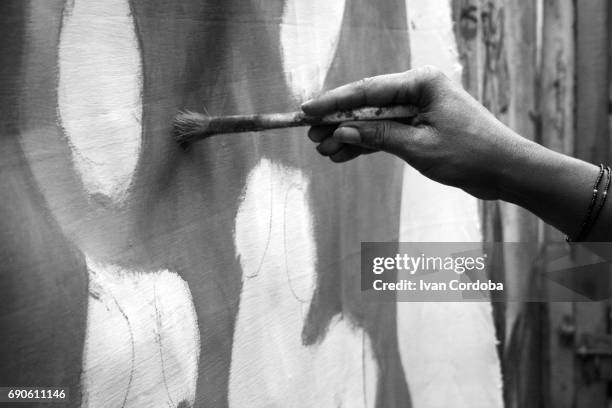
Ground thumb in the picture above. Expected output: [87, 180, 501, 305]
[332, 120, 411, 154]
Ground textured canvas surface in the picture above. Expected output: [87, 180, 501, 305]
[0, 1, 501, 407]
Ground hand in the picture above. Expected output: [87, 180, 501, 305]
[302, 66, 537, 200]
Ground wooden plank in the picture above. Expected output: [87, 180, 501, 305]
[540, 0, 575, 157]
[498, 1, 542, 407]
[452, 0, 484, 100]
[453, 1, 542, 406]
[452, 0, 507, 364]
[539, 1, 576, 407]
[574, 0, 610, 407]
[576, 0, 610, 163]
[609, 0, 612, 172]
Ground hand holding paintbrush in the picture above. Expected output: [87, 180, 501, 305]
[174, 66, 612, 242]
[303, 67, 612, 244]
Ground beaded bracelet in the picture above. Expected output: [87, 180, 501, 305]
[568, 164, 606, 242]
[585, 165, 611, 237]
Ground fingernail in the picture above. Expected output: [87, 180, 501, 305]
[333, 127, 361, 144]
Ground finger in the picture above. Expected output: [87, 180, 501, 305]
[301, 73, 404, 115]
[329, 145, 364, 163]
[308, 125, 336, 143]
[301, 66, 442, 116]
[332, 120, 417, 156]
[316, 137, 344, 156]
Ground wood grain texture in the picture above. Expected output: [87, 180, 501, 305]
[453, 1, 612, 406]
[539, 1, 575, 407]
[576, 0, 610, 164]
[451, 1, 543, 407]
[574, 1, 610, 406]
[498, 2, 542, 407]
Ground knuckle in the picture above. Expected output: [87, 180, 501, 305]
[356, 77, 373, 98]
[419, 65, 446, 82]
[371, 122, 390, 149]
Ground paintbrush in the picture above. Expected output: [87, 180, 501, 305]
[173, 105, 418, 144]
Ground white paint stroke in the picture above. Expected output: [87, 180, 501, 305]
[398, 1, 504, 407]
[405, 0, 463, 83]
[397, 301, 502, 408]
[58, 0, 142, 203]
[81, 258, 200, 408]
[280, 0, 346, 100]
[230, 159, 376, 408]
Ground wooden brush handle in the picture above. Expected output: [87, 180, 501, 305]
[174, 105, 419, 144]
[304, 105, 418, 126]
[205, 105, 418, 135]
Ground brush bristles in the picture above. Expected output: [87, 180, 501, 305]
[173, 110, 211, 144]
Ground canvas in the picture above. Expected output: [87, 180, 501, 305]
[0, 1, 502, 407]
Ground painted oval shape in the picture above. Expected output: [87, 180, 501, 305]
[82, 258, 200, 408]
[58, 0, 143, 203]
[230, 159, 377, 407]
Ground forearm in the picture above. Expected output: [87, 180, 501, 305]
[497, 136, 612, 241]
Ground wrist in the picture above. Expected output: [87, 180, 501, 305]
[495, 137, 552, 206]
[495, 138, 602, 237]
